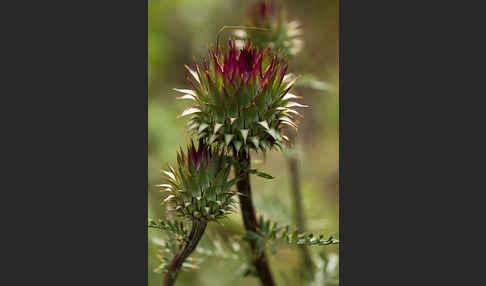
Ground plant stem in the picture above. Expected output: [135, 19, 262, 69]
[235, 150, 276, 286]
[163, 220, 207, 286]
[287, 154, 315, 280]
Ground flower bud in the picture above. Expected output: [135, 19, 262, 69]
[234, 0, 304, 56]
[160, 139, 238, 221]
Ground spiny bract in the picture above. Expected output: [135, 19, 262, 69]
[175, 40, 307, 154]
[158, 139, 239, 222]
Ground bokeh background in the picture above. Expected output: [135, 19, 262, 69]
[148, 0, 338, 285]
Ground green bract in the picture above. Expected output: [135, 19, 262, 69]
[175, 40, 307, 154]
[158, 139, 238, 222]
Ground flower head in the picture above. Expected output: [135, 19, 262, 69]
[180, 139, 211, 171]
[253, 0, 277, 22]
[175, 40, 307, 153]
[235, 0, 304, 56]
[159, 139, 238, 221]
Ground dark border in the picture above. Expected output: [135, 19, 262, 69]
[6, 1, 149, 284]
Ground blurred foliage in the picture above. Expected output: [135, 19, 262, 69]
[149, 219, 189, 243]
[242, 216, 339, 257]
[149, 0, 338, 285]
[151, 226, 200, 274]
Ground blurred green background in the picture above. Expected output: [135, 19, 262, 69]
[148, 0, 338, 285]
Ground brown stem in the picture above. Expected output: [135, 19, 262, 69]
[288, 155, 315, 280]
[163, 220, 207, 286]
[235, 150, 276, 286]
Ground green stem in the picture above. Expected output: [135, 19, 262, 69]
[163, 220, 207, 286]
[235, 150, 276, 286]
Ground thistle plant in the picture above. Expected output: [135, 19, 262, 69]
[154, 139, 238, 286]
[173, 39, 308, 286]
[150, 5, 338, 285]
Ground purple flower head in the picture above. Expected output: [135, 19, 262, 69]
[188, 139, 211, 170]
[177, 139, 212, 171]
[206, 40, 283, 88]
[253, 1, 277, 20]
[238, 48, 254, 74]
[175, 38, 304, 154]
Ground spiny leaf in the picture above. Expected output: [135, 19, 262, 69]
[173, 88, 197, 97]
[286, 102, 308, 108]
[250, 136, 260, 148]
[198, 123, 209, 133]
[155, 184, 172, 188]
[163, 195, 175, 203]
[242, 216, 340, 256]
[176, 94, 196, 100]
[148, 218, 189, 243]
[248, 169, 274, 179]
[214, 123, 223, 134]
[240, 129, 249, 143]
[234, 140, 243, 153]
[178, 106, 201, 118]
[184, 65, 201, 85]
[258, 120, 270, 130]
[225, 134, 234, 146]
[162, 170, 176, 181]
[208, 134, 218, 144]
[281, 93, 301, 101]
